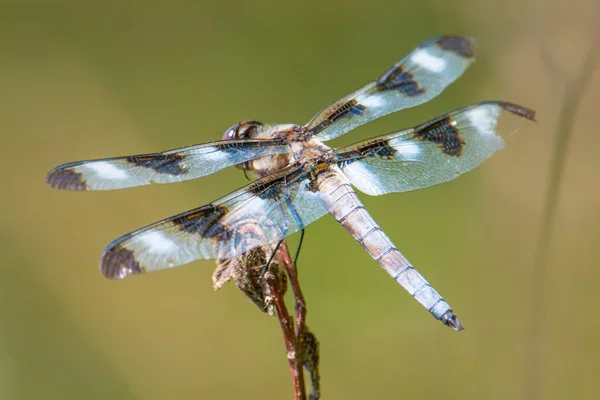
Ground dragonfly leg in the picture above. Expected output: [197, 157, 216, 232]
[258, 238, 284, 284]
[292, 229, 305, 270]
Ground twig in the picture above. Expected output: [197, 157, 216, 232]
[264, 253, 307, 400]
[276, 241, 320, 400]
[525, 27, 599, 400]
[278, 242, 307, 358]
[214, 236, 315, 400]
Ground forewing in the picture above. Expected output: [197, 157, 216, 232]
[46, 139, 290, 191]
[100, 163, 329, 279]
[335, 102, 536, 195]
[305, 36, 475, 141]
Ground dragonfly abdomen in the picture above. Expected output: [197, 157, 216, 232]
[318, 170, 463, 330]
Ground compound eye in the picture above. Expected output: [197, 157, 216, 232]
[222, 124, 240, 141]
[237, 120, 263, 139]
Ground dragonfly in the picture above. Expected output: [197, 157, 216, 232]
[46, 36, 535, 330]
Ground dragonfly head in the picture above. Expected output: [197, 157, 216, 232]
[222, 120, 263, 141]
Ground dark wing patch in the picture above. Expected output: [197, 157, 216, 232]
[305, 36, 476, 141]
[336, 101, 536, 196]
[172, 204, 230, 238]
[99, 163, 331, 279]
[46, 139, 291, 191]
[125, 153, 188, 176]
[308, 100, 368, 136]
[337, 139, 398, 166]
[415, 115, 464, 156]
[46, 168, 88, 191]
[329, 100, 367, 122]
[436, 36, 475, 58]
[376, 66, 426, 96]
[101, 246, 144, 280]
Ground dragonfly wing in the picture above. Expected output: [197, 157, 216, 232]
[100, 162, 330, 279]
[335, 102, 536, 195]
[306, 36, 475, 141]
[46, 139, 290, 191]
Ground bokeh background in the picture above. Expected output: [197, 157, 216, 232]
[1, 0, 599, 399]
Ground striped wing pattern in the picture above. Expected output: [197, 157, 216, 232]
[100, 163, 329, 279]
[305, 36, 476, 141]
[46, 139, 290, 191]
[336, 101, 536, 195]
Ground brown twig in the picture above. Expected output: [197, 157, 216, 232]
[278, 242, 307, 356]
[215, 226, 320, 399]
[275, 241, 320, 400]
[266, 239, 321, 400]
[214, 236, 313, 399]
[525, 25, 599, 400]
[264, 254, 307, 400]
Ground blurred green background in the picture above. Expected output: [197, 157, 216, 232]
[1, 0, 599, 399]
